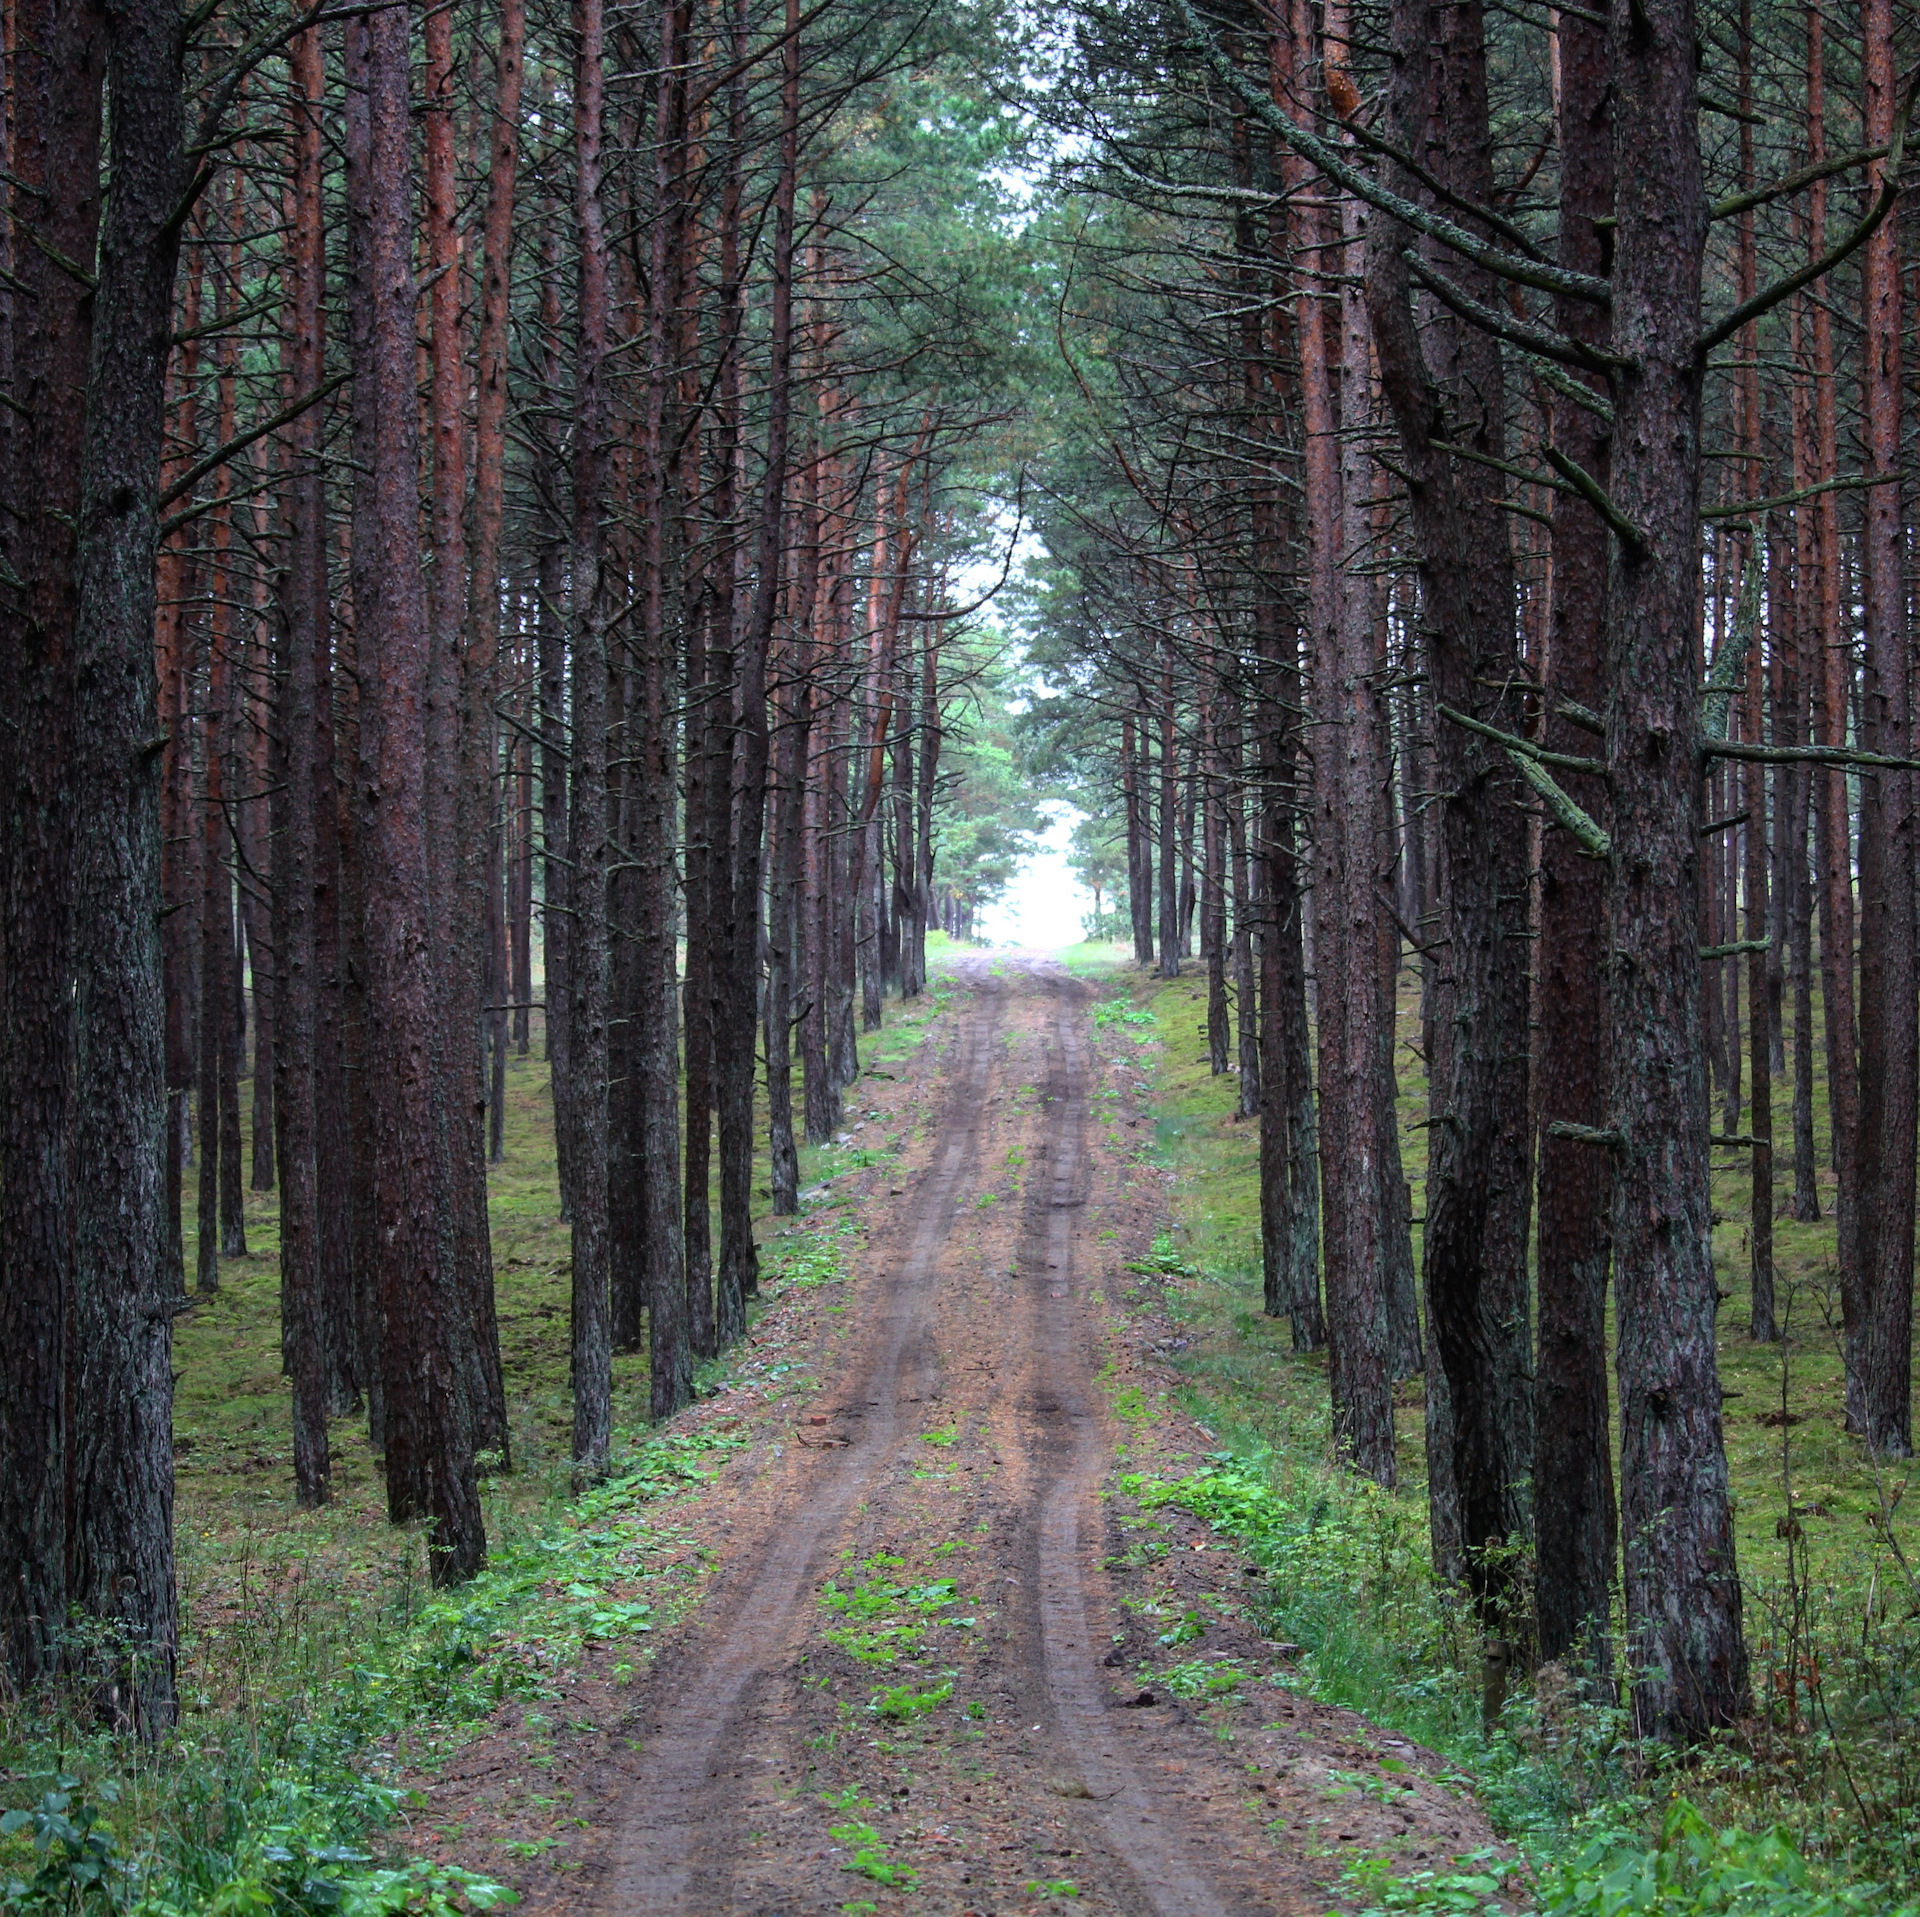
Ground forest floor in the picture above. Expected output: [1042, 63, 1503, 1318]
[406, 952, 1506, 1915]
[21, 942, 1916, 1913]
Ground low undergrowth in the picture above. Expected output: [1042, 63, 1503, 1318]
[0, 1422, 740, 1913]
[3, 959, 959, 1914]
[1084, 948, 1920, 1914]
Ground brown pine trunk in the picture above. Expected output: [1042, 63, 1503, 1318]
[197, 337, 240, 1287]
[156, 254, 201, 1302]
[1531, 0, 1615, 1673]
[717, 0, 797, 1333]
[767, 444, 821, 1227]
[1806, 6, 1858, 1340]
[1734, 32, 1776, 1348]
[565, 0, 614, 1480]
[1607, 0, 1747, 1736]
[1786, 277, 1822, 1223]
[532, 227, 572, 1225]
[1157, 652, 1179, 979]
[1221, 689, 1260, 1116]
[1367, 0, 1533, 1569]
[1848, 0, 1914, 1456]
[1201, 689, 1229, 1076]
[629, 0, 696, 1415]
[68, 0, 191, 1730]
[0, 0, 103, 1698]
[352, 2, 484, 1580]
[275, 23, 336, 1507]
[337, 52, 385, 1442]
[1123, 709, 1153, 965]
[460, 0, 526, 1459]
[423, 0, 505, 1469]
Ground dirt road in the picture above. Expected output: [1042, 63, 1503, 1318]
[456, 957, 1497, 1914]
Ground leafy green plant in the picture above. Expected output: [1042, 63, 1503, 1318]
[828, 1822, 916, 1887]
[1326, 1766, 1421, 1807]
[1153, 1657, 1247, 1701]
[1026, 1880, 1080, 1899]
[3, 1783, 129, 1912]
[1124, 1234, 1201, 1280]
[1155, 1610, 1206, 1648]
[872, 1680, 953, 1721]
[1533, 1801, 1920, 1916]
[1340, 1847, 1519, 1915]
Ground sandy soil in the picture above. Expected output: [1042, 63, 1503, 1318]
[420, 955, 1502, 1915]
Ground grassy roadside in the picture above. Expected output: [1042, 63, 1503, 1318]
[1068, 940, 1920, 1912]
[0, 954, 963, 1914]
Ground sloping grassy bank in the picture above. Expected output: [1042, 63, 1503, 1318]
[1069, 941, 1920, 1915]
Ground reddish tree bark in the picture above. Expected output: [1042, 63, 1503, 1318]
[566, 0, 614, 1481]
[68, 0, 191, 1729]
[350, 2, 484, 1580]
[1532, 0, 1616, 1672]
[1847, 0, 1914, 1457]
[273, 23, 335, 1507]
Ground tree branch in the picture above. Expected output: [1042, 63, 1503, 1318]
[157, 369, 350, 511]
[1542, 445, 1645, 548]
[1508, 750, 1610, 856]
[1436, 703, 1606, 775]
[1171, 0, 1612, 306]
[1699, 66, 1920, 353]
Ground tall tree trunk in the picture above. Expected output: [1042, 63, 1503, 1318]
[1848, 0, 1914, 1456]
[1733, 37, 1776, 1348]
[352, 2, 485, 1581]
[1157, 651, 1180, 978]
[275, 22, 335, 1508]
[566, 0, 614, 1479]
[1607, 0, 1747, 1737]
[0, 0, 103, 1699]
[1123, 710, 1153, 965]
[1805, 5, 1858, 1346]
[718, 0, 798, 1336]
[1366, 0, 1533, 1619]
[1532, 0, 1616, 1674]
[455, 0, 525, 1465]
[68, 0, 189, 1729]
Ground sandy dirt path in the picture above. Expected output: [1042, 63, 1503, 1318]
[454, 956, 1499, 1915]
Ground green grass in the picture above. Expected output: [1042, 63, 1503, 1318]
[1092, 952, 1920, 1898]
[1, 955, 964, 1912]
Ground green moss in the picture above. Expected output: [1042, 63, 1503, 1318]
[1103, 959, 1920, 1888]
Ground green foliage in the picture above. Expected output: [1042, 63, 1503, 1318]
[1122, 1233, 1202, 1280]
[820, 1571, 965, 1666]
[870, 1680, 953, 1721]
[1151, 1657, 1246, 1701]
[0, 1776, 516, 1917]
[2, 1426, 739, 1917]
[760, 1221, 859, 1291]
[1339, 1848, 1520, 1916]
[827, 1822, 916, 1888]
[1532, 1802, 1920, 1917]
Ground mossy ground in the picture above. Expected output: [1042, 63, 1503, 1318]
[1068, 937, 1920, 1882]
[0, 947, 961, 1907]
[170, 951, 964, 1668]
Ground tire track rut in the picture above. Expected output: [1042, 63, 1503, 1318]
[601, 976, 1006, 1912]
[560, 957, 1484, 1915]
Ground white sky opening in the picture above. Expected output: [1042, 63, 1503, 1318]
[974, 800, 1090, 949]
